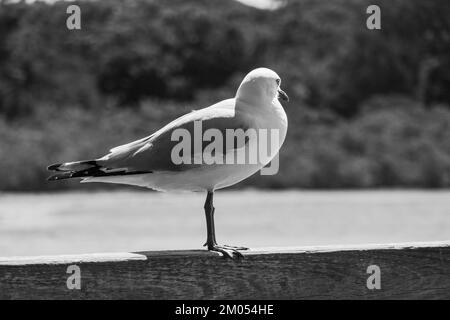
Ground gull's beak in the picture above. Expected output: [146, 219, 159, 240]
[278, 88, 289, 102]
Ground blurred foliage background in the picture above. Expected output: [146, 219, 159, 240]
[0, 0, 449, 191]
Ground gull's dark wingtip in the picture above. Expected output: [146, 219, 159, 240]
[47, 175, 58, 181]
[47, 163, 63, 171]
[47, 171, 73, 181]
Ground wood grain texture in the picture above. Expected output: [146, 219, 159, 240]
[1, 242, 449, 299]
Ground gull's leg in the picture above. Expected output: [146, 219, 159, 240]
[203, 191, 217, 248]
[203, 191, 245, 259]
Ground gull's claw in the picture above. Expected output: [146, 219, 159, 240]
[208, 245, 245, 259]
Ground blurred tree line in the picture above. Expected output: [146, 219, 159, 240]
[0, 0, 449, 191]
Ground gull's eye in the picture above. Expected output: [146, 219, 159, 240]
[276, 79, 281, 86]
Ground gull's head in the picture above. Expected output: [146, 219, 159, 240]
[236, 67, 289, 106]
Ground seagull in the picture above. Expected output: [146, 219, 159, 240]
[47, 67, 289, 258]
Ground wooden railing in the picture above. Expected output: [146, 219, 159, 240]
[1, 241, 449, 299]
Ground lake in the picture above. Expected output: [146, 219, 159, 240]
[0, 190, 449, 257]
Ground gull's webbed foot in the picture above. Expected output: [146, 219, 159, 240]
[223, 244, 249, 251]
[207, 244, 245, 259]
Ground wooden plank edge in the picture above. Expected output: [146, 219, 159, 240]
[0, 252, 148, 266]
[1, 240, 449, 266]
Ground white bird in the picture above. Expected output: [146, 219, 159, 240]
[47, 67, 289, 258]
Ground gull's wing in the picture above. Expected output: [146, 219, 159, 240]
[96, 98, 250, 173]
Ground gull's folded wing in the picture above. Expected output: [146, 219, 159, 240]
[97, 98, 251, 173]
